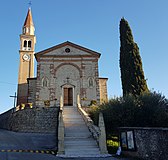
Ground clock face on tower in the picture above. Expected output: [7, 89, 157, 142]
[22, 54, 30, 61]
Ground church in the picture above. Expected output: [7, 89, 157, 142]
[0, 7, 110, 157]
[17, 8, 108, 108]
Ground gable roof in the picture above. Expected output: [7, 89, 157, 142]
[35, 41, 101, 59]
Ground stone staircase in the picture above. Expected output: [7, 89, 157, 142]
[63, 106, 101, 157]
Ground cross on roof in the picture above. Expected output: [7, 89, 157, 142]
[9, 92, 17, 108]
[28, 1, 32, 8]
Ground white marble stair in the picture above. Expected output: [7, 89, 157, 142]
[62, 106, 101, 157]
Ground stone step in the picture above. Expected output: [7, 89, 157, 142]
[64, 123, 86, 126]
[64, 119, 84, 122]
[64, 127, 87, 130]
[64, 118, 83, 121]
[65, 142, 97, 147]
[64, 126, 88, 129]
[64, 117, 83, 119]
[63, 115, 83, 118]
[64, 122, 85, 125]
[58, 154, 111, 158]
[64, 115, 81, 117]
[64, 120, 83, 122]
[64, 128, 90, 132]
[65, 145, 98, 149]
[65, 137, 97, 141]
[65, 129, 90, 133]
[65, 149, 100, 155]
[65, 139, 97, 144]
[65, 147, 100, 154]
[63, 110, 78, 112]
[64, 122, 88, 126]
[64, 128, 88, 131]
[65, 136, 95, 139]
[64, 116, 82, 118]
[63, 106, 102, 157]
[64, 144, 98, 149]
[65, 134, 92, 138]
[65, 130, 89, 133]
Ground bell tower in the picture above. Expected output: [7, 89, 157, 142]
[17, 7, 36, 105]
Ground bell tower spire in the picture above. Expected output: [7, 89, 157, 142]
[17, 7, 36, 105]
[22, 7, 35, 35]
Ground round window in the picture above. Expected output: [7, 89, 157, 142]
[65, 48, 70, 53]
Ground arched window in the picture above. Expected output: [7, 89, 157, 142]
[42, 77, 49, 87]
[88, 77, 94, 88]
[24, 40, 27, 47]
[28, 41, 31, 48]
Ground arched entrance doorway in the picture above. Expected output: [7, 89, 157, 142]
[55, 64, 81, 107]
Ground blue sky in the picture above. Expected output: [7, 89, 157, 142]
[0, 0, 168, 113]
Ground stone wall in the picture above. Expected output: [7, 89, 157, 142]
[119, 127, 168, 160]
[0, 108, 13, 129]
[0, 107, 59, 134]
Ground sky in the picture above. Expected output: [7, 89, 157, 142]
[0, 0, 168, 113]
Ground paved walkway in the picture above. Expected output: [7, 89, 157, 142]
[0, 152, 131, 160]
[0, 129, 56, 151]
[0, 129, 131, 160]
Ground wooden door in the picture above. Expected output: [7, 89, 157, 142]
[64, 88, 68, 106]
[68, 88, 73, 106]
[64, 88, 73, 106]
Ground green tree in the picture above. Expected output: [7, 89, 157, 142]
[119, 18, 149, 96]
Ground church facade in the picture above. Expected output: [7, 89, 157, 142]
[17, 8, 108, 107]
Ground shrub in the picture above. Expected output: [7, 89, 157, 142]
[88, 92, 168, 154]
[90, 100, 97, 106]
[88, 92, 168, 130]
[135, 92, 168, 127]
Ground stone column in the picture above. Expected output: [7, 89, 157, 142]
[77, 94, 80, 106]
[60, 95, 63, 110]
[99, 112, 108, 154]
[57, 110, 65, 155]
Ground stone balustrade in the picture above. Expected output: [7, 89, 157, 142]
[77, 102, 108, 154]
[57, 96, 65, 155]
[77, 103, 100, 140]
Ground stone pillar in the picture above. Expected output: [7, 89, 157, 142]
[57, 110, 65, 155]
[99, 112, 108, 154]
[77, 94, 80, 106]
[60, 95, 63, 110]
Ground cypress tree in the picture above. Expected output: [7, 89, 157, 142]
[119, 18, 149, 97]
